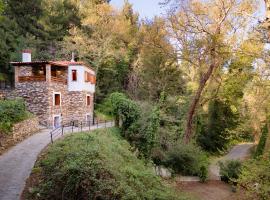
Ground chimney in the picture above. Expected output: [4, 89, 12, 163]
[71, 52, 75, 62]
[22, 49, 32, 62]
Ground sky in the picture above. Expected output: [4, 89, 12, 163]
[110, 0, 165, 19]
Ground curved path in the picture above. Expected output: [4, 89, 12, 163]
[0, 123, 113, 200]
[0, 129, 51, 200]
[209, 143, 254, 180]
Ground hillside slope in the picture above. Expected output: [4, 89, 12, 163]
[23, 128, 190, 200]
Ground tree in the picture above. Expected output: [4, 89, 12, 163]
[164, 0, 258, 143]
[197, 99, 238, 152]
[62, 2, 139, 102]
[131, 18, 185, 101]
[5, 0, 46, 38]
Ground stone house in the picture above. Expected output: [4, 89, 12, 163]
[10, 50, 96, 128]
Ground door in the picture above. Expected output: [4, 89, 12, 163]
[86, 114, 91, 126]
[54, 116, 61, 128]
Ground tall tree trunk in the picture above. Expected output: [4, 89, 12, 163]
[183, 48, 217, 144]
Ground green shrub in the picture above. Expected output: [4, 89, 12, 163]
[127, 105, 160, 158]
[0, 99, 31, 134]
[254, 124, 268, 158]
[27, 128, 189, 200]
[109, 92, 140, 131]
[238, 158, 270, 199]
[197, 99, 239, 153]
[163, 143, 209, 181]
[219, 160, 242, 184]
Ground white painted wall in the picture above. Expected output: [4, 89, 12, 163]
[68, 65, 95, 92]
[22, 52, 31, 62]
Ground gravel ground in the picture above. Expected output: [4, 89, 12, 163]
[0, 122, 114, 200]
[176, 181, 235, 200]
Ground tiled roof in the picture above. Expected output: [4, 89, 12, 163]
[49, 61, 84, 67]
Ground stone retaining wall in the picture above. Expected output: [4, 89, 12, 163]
[12, 117, 40, 142]
[0, 89, 17, 100]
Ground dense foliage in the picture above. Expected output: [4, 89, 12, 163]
[0, 99, 31, 134]
[197, 99, 239, 153]
[26, 128, 189, 200]
[108, 92, 140, 131]
[254, 124, 268, 158]
[238, 158, 270, 199]
[219, 160, 242, 184]
[163, 143, 209, 182]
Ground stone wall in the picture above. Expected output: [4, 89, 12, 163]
[0, 89, 17, 100]
[19, 66, 33, 76]
[12, 117, 40, 141]
[47, 82, 69, 126]
[66, 91, 94, 123]
[15, 82, 49, 126]
[47, 82, 94, 127]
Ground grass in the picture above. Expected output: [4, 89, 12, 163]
[24, 128, 191, 200]
[94, 110, 113, 121]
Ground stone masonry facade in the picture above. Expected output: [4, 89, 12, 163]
[47, 82, 94, 127]
[12, 80, 94, 127]
[15, 82, 49, 125]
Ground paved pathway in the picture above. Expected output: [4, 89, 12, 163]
[0, 122, 114, 200]
[209, 143, 254, 180]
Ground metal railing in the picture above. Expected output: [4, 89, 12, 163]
[49, 119, 114, 143]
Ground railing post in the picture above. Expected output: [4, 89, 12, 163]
[50, 132, 53, 143]
[97, 119, 98, 128]
[72, 121, 74, 133]
[81, 122, 83, 132]
[105, 120, 106, 128]
[61, 126, 64, 136]
[89, 119, 91, 131]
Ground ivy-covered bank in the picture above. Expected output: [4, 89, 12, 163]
[23, 128, 191, 200]
[99, 92, 209, 181]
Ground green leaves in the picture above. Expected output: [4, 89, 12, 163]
[219, 160, 242, 183]
[28, 128, 187, 200]
[163, 142, 209, 181]
[254, 124, 268, 158]
[109, 92, 140, 131]
[238, 158, 270, 199]
[0, 99, 30, 134]
[197, 99, 239, 153]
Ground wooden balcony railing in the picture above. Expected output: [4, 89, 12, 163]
[51, 76, 67, 84]
[18, 76, 46, 82]
[18, 75, 67, 84]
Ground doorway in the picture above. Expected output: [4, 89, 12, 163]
[53, 115, 61, 128]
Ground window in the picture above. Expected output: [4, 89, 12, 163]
[72, 70, 77, 81]
[85, 71, 91, 82]
[86, 95, 91, 106]
[54, 93, 61, 106]
[85, 71, 96, 84]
